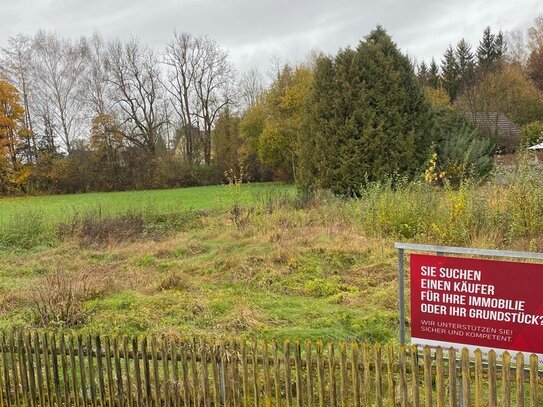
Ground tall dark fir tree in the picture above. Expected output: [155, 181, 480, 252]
[428, 58, 440, 88]
[441, 45, 460, 100]
[477, 26, 506, 72]
[300, 26, 434, 194]
[455, 38, 475, 94]
[417, 61, 429, 86]
[494, 31, 506, 60]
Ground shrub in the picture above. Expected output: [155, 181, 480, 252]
[225, 167, 253, 229]
[30, 270, 106, 328]
[433, 109, 495, 185]
[521, 121, 543, 147]
[59, 212, 145, 247]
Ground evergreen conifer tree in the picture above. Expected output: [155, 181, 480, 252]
[494, 31, 506, 60]
[477, 27, 505, 72]
[441, 45, 460, 100]
[455, 38, 475, 94]
[477, 27, 495, 68]
[428, 58, 440, 88]
[300, 27, 434, 194]
[417, 61, 429, 86]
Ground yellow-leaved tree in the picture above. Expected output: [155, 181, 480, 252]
[240, 64, 313, 182]
[0, 79, 30, 194]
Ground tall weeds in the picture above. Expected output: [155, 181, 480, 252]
[0, 209, 57, 249]
[358, 163, 543, 249]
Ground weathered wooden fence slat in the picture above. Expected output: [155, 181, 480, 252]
[435, 346, 444, 407]
[104, 336, 115, 406]
[516, 352, 524, 407]
[447, 347, 455, 407]
[504, 351, 512, 407]
[375, 344, 383, 407]
[488, 349, 497, 407]
[386, 344, 394, 407]
[461, 347, 470, 407]
[0, 331, 540, 406]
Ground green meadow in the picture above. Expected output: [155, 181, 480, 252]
[0, 182, 293, 224]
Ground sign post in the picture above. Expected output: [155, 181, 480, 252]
[398, 247, 405, 345]
[397, 243, 543, 360]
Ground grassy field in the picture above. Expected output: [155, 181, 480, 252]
[0, 228, 397, 342]
[0, 182, 295, 249]
[0, 164, 541, 343]
[0, 182, 293, 223]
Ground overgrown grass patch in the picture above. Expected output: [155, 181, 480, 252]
[0, 166, 542, 342]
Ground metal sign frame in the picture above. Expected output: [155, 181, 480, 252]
[395, 242, 543, 345]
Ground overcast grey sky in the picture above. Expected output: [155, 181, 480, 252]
[1, 0, 542, 74]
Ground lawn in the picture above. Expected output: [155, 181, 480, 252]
[0, 182, 294, 224]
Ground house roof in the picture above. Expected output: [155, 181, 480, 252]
[463, 112, 521, 152]
[464, 112, 521, 137]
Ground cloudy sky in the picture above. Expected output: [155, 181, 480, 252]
[1, 0, 542, 74]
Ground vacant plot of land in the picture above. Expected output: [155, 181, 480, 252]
[0, 189, 399, 343]
[0, 165, 541, 343]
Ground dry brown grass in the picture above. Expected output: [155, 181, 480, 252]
[0, 291, 24, 314]
[156, 270, 192, 291]
[29, 266, 111, 328]
[58, 213, 146, 248]
[215, 301, 268, 331]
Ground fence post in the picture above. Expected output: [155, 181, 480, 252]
[218, 342, 226, 405]
[398, 248, 405, 345]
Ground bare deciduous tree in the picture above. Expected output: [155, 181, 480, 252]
[32, 31, 89, 153]
[505, 29, 528, 67]
[82, 33, 111, 118]
[1, 34, 37, 162]
[164, 32, 202, 164]
[238, 68, 263, 112]
[164, 33, 235, 165]
[105, 38, 167, 156]
[528, 15, 543, 52]
[193, 36, 235, 165]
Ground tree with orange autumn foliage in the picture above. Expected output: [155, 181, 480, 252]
[0, 79, 31, 193]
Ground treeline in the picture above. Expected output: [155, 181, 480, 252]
[242, 21, 543, 193]
[417, 24, 543, 136]
[0, 32, 268, 194]
[1, 17, 543, 196]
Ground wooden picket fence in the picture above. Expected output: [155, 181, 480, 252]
[0, 331, 541, 406]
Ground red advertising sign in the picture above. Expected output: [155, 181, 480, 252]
[410, 254, 543, 357]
